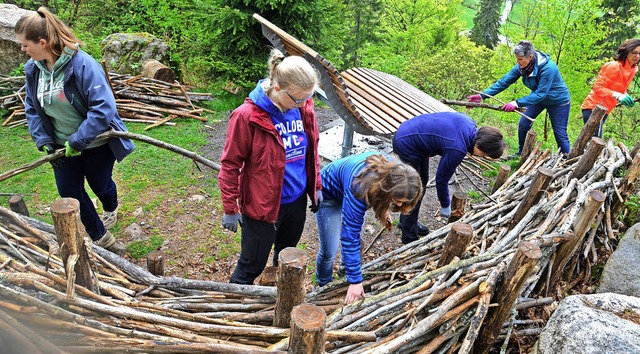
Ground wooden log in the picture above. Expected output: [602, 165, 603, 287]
[448, 191, 468, 223]
[141, 59, 176, 83]
[510, 167, 553, 227]
[474, 241, 542, 354]
[491, 164, 511, 194]
[550, 190, 606, 288]
[569, 105, 607, 159]
[274, 248, 308, 328]
[50, 198, 98, 295]
[8, 194, 29, 217]
[518, 130, 537, 168]
[611, 153, 640, 216]
[146, 250, 165, 276]
[288, 304, 326, 354]
[258, 266, 278, 286]
[573, 137, 605, 179]
[437, 223, 474, 267]
[0, 308, 65, 354]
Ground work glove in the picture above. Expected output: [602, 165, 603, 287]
[222, 213, 242, 233]
[310, 190, 323, 213]
[64, 141, 81, 157]
[42, 144, 64, 169]
[440, 205, 451, 219]
[501, 101, 518, 112]
[467, 94, 483, 103]
[614, 93, 635, 107]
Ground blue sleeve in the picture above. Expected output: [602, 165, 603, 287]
[68, 53, 118, 151]
[516, 64, 555, 107]
[435, 150, 466, 208]
[341, 185, 367, 285]
[483, 65, 521, 98]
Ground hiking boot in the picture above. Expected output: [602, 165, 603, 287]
[102, 206, 118, 229]
[397, 221, 430, 236]
[95, 231, 126, 256]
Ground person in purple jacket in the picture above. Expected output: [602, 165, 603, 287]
[16, 7, 133, 254]
[316, 153, 422, 303]
[393, 112, 505, 244]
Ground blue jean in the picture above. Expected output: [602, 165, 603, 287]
[315, 199, 343, 286]
[518, 102, 571, 154]
[52, 143, 117, 240]
[581, 109, 608, 138]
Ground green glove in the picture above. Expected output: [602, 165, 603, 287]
[64, 141, 81, 157]
[619, 94, 635, 107]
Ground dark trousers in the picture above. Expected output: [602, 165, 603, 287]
[52, 144, 117, 241]
[392, 137, 428, 244]
[582, 109, 608, 138]
[230, 193, 307, 284]
[518, 102, 571, 154]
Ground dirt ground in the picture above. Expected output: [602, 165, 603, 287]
[125, 107, 489, 286]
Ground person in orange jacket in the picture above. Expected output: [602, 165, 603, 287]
[581, 38, 640, 137]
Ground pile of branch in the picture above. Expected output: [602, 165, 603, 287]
[0, 73, 213, 130]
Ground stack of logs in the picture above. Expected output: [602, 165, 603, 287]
[0, 106, 638, 353]
[0, 72, 212, 130]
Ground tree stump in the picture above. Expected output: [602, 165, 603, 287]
[274, 247, 308, 328]
[448, 191, 468, 223]
[8, 194, 29, 217]
[288, 303, 326, 354]
[611, 153, 640, 216]
[573, 137, 605, 179]
[140, 59, 176, 83]
[511, 167, 553, 228]
[438, 222, 473, 267]
[50, 198, 98, 296]
[146, 250, 165, 276]
[258, 266, 278, 286]
[569, 104, 607, 159]
[518, 130, 537, 167]
[491, 164, 511, 194]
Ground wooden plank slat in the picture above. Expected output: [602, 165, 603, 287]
[341, 71, 415, 121]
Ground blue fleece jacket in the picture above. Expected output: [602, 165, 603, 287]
[320, 151, 378, 285]
[24, 50, 134, 162]
[482, 51, 570, 107]
[394, 112, 477, 208]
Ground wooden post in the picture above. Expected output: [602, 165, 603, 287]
[274, 247, 308, 328]
[511, 167, 554, 227]
[288, 303, 326, 354]
[474, 241, 542, 354]
[438, 222, 474, 267]
[518, 130, 537, 167]
[550, 190, 606, 288]
[50, 198, 98, 296]
[8, 194, 29, 217]
[611, 153, 640, 216]
[258, 266, 278, 286]
[146, 250, 165, 276]
[448, 191, 468, 223]
[573, 137, 605, 179]
[140, 59, 176, 83]
[491, 164, 511, 194]
[569, 105, 607, 159]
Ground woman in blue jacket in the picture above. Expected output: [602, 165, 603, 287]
[16, 7, 133, 254]
[468, 40, 571, 155]
[316, 153, 422, 303]
[393, 112, 505, 244]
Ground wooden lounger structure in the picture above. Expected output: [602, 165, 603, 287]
[253, 14, 454, 157]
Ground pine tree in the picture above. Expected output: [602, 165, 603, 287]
[597, 0, 640, 57]
[470, 0, 502, 49]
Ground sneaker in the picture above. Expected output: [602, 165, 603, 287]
[95, 231, 126, 256]
[102, 206, 118, 229]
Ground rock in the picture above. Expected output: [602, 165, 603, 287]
[533, 293, 640, 354]
[123, 223, 146, 242]
[101, 33, 170, 75]
[189, 194, 206, 203]
[0, 4, 31, 74]
[597, 222, 640, 297]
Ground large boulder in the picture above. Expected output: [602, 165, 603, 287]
[0, 4, 31, 75]
[533, 293, 640, 354]
[101, 33, 170, 75]
[597, 222, 640, 297]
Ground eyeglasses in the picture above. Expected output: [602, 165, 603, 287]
[285, 91, 312, 106]
[631, 51, 640, 57]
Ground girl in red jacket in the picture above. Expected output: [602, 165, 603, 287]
[218, 49, 322, 284]
[581, 39, 640, 137]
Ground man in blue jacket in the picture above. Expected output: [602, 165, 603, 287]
[393, 112, 505, 244]
[468, 40, 571, 155]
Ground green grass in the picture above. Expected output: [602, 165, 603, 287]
[460, 0, 479, 30]
[127, 234, 165, 258]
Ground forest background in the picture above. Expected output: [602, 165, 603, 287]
[2, 0, 640, 270]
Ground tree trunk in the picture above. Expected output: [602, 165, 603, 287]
[141, 59, 176, 83]
[569, 105, 607, 159]
[274, 248, 308, 328]
[288, 304, 326, 354]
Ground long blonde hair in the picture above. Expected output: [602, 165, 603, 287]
[264, 48, 318, 95]
[15, 7, 83, 58]
[353, 154, 422, 230]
